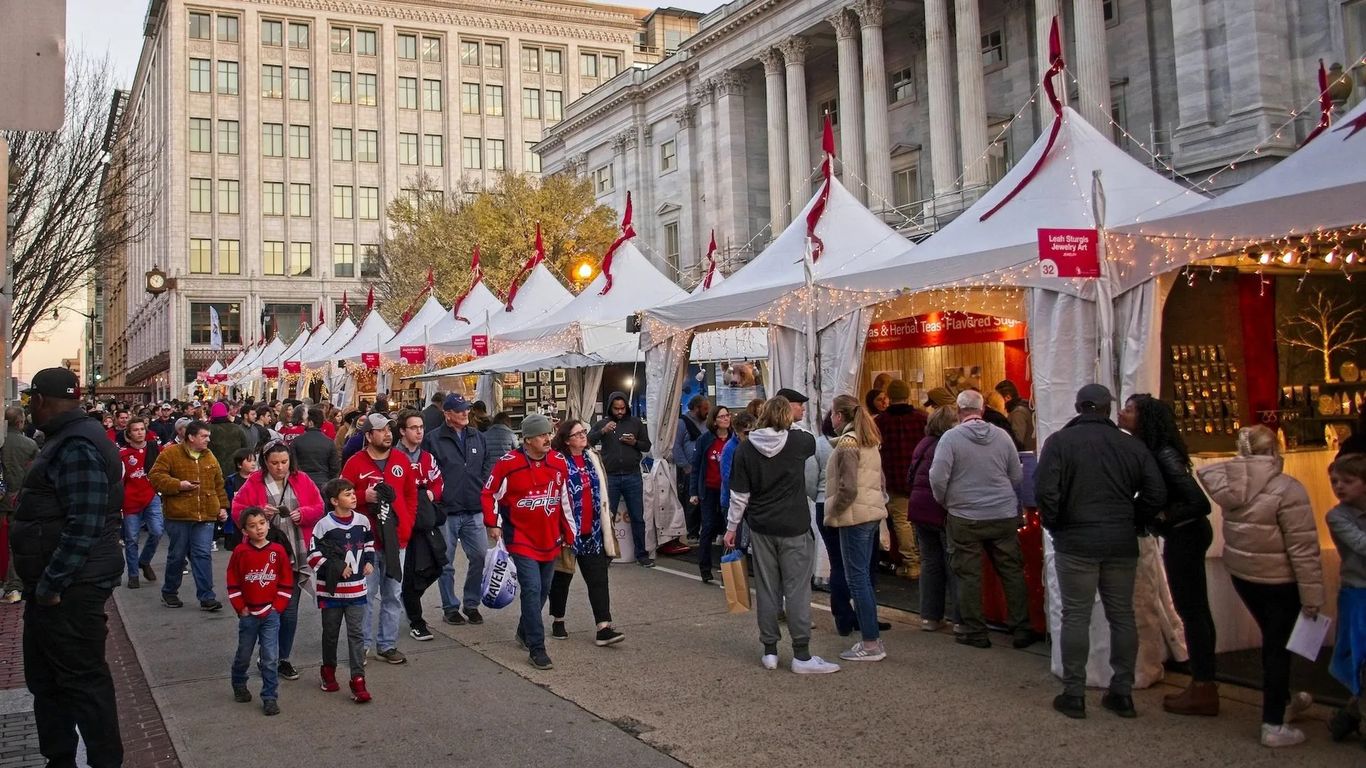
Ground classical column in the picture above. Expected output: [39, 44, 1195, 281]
[954, 0, 989, 192]
[673, 102, 699, 276]
[1034, 0, 1066, 124]
[759, 48, 790, 234]
[711, 70, 751, 260]
[779, 37, 811, 210]
[828, 9, 865, 203]
[1072, 0, 1112, 132]
[925, 0, 957, 202]
[853, 0, 893, 211]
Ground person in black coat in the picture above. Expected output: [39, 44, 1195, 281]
[293, 407, 342, 495]
[421, 392, 445, 432]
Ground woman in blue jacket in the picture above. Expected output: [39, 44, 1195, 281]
[690, 406, 733, 583]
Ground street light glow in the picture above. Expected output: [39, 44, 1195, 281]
[576, 261, 594, 280]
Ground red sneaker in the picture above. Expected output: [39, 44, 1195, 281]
[319, 665, 339, 693]
[349, 675, 372, 704]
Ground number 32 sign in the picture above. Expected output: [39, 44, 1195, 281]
[1037, 228, 1101, 278]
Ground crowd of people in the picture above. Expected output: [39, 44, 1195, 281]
[6, 364, 1366, 765]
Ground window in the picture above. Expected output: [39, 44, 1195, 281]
[663, 222, 680, 274]
[461, 82, 480, 114]
[522, 87, 541, 119]
[189, 58, 211, 92]
[594, 164, 613, 194]
[423, 79, 442, 111]
[191, 303, 242, 344]
[981, 29, 1005, 69]
[398, 77, 418, 109]
[262, 123, 284, 157]
[262, 182, 284, 216]
[1103, 0, 1118, 25]
[261, 20, 283, 47]
[484, 43, 503, 69]
[397, 33, 418, 60]
[361, 245, 382, 277]
[218, 120, 239, 154]
[580, 52, 598, 78]
[219, 239, 241, 274]
[264, 302, 312, 340]
[217, 15, 239, 43]
[289, 67, 309, 100]
[188, 11, 211, 39]
[217, 60, 239, 95]
[486, 139, 505, 171]
[356, 72, 376, 106]
[462, 137, 481, 169]
[288, 124, 310, 158]
[890, 66, 915, 103]
[524, 142, 541, 173]
[664, 30, 683, 51]
[331, 128, 352, 161]
[190, 238, 212, 273]
[460, 41, 479, 66]
[986, 119, 1011, 184]
[545, 49, 563, 74]
[356, 129, 377, 162]
[290, 243, 312, 277]
[358, 187, 379, 219]
[893, 163, 921, 215]
[485, 85, 504, 116]
[332, 186, 354, 218]
[398, 133, 418, 165]
[189, 118, 211, 152]
[601, 55, 619, 79]
[217, 179, 240, 214]
[423, 134, 444, 166]
[330, 71, 351, 104]
[545, 90, 563, 122]
[422, 37, 441, 62]
[289, 183, 311, 217]
[356, 29, 377, 56]
[1110, 87, 1129, 148]
[263, 242, 286, 275]
[818, 98, 838, 126]
[330, 26, 351, 53]
[659, 139, 676, 173]
[522, 47, 540, 72]
[189, 178, 212, 213]
[333, 243, 355, 277]
[288, 22, 309, 49]
[261, 64, 283, 98]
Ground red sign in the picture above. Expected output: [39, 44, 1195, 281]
[865, 312, 1026, 352]
[283, 361, 302, 374]
[196, 371, 207, 381]
[209, 374, 227, 384]
[471, 335, 489, 357]
[262, 366, 280, 380]
[400, 345, 427, 365]
[361, 352, 380, 369]
[1037, 228, 1100, 278]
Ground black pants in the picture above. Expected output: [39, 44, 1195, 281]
[548, 552, 612, 625]
[1162, 518, 1218, 681]
[24, 583, 123, 768]
[1231, 577, 1301, 725]
[401, 561, 435, 630]
[697, 487, 725, 573]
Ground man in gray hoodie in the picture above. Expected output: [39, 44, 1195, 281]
[929, 389, 1029, 650]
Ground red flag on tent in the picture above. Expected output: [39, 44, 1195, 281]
[1302, 60, 1333, 146]
[315, 305, 325, 330]
[365, 285, 375, 313]
[805, 115, 836, 262]
[702, 230, 719, 289]
[299, 309, 309, 332]
[505, 225, 545, 311]
[599, 192, 636, 295]
[453, 245, 482, 323]
[980, 17, 1064, 221]
[424, 266, 435, 293]
[339, 290, 349, 320]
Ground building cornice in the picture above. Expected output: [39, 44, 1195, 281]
[683, 0, 785, 56]
[550, 60, 697, 138]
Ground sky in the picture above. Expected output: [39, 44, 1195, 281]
[18, 0, 728, 384]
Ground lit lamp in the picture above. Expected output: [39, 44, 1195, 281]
[573, 259, 597, 287]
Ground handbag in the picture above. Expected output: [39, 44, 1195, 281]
[554, 547, 577, 574]
[720, 549, 751, 613]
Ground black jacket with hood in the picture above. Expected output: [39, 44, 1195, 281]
[588, 391, 652, 475]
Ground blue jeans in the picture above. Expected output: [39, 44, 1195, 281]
[231, 611, 280, 701]
[511, 555, 554, 653]
[363, 547, 404, 652]
[162, 520, 216, 602]
[697, 487, 724, 572]
[839, 521, 881, 642]
[815, 505, 856, 635]
[122, 496, 164, 578]
[278, 584, 301, 661]
[606, 473, 646, 560]
[913, 522, 960, 624]
[438, 513, 488, 614]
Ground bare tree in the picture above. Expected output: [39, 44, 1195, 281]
[1278, 288, 1366, 382]
[4, 53, 157, 357]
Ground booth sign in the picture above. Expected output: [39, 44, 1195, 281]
[866, 312, 1027, 352]
[361, 352, 380, 369]
[472, 335, 489, 357]
[1037, 228, 1100, 278]
[399, 345, 426, 364]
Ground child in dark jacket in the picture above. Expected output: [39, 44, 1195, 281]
[309, 478, 375, 703]
[222, 449, 258, 550]
[226, 507, 293, 716]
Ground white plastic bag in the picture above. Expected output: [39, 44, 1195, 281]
[480, 539, 519, 609]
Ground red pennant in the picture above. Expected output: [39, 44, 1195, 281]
[505, 225, 545, 311]
[339, 290, 349, 320]
[400, 309, 413, 326]
[314, 306, 325, 331]
[702, 230, 718, 289]
[452, 245, 482, 323]
[365, 286, 375, 313]
[1301, 60, 1333, 147]
[805, 115, 836, 262]
[599, 193, 635, 295]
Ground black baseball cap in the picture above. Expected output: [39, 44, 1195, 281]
[24, 368, 81, 400]
[1075, 383, 1114, 409]
[774, 388, 808, 404]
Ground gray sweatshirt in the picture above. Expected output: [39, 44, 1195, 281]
[928, 416, 1022, 521]
[1327, 503, 1366, 589]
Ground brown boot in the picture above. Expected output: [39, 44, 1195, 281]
[1163, 680, 1219, 716]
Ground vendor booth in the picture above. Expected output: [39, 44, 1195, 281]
[330, 305, 395, 409]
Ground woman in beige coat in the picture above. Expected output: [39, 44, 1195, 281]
[1196, 425, 1323, 748]
[824, 394, 889, 662]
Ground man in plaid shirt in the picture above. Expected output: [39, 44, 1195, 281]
[874, 379, 927, 578]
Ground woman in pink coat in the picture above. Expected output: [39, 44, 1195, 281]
[231, 441, 325, 681]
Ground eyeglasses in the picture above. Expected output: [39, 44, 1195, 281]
[402, 424, 423, 431]
[568, 429, 587, 438]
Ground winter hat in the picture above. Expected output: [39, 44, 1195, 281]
[886, 379, 912, 403]
[521, 413, 553, 438]
[925, 387, 956, 408]
[210, 401, 229, 420]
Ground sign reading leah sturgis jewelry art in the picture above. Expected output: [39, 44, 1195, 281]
[865, 312, 1026, 352]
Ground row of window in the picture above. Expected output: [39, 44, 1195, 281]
[189, 179, 385, 219]
[187, 240, 380, 280]
[190, 298, 379, 346]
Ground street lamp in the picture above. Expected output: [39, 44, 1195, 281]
[58, 307, 100, 402]
[573, 259, 597, 288]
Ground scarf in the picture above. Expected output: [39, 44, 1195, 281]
[565, 453, 603, 555]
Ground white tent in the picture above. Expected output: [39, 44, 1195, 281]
[425, 281, 505, 347]
[684, 267, 770, 362]
[382, 295, 448, 354]
[224, 339, 270, 377]
[230, 337, 285, 387]
[301, 317, 357, 367]
[332, 311, 396, 362]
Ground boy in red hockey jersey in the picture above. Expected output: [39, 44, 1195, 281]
[226, 508, 294, 716]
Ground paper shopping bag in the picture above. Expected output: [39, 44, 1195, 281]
[720, 550, 751, 613]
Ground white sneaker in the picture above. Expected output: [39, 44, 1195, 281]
[760, 654, 778, 670]
[839, 642, 886, 662]
[1284, 691, 1313, 723]
[0, 590, 21, 604]
[1259, 723, 1306, 748]
[791, 655, 841, 674]
[920, 618, 944, 632]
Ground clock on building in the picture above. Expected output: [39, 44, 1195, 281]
[146, 267, 169, 294]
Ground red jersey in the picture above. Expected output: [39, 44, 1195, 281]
[321, 421, 337, 439]
[280, 424, 307, 444]
[341, 449, 418, 550]
[397, 444, 445, 503]
[120, 443, 157, 514]
[225, 540, 294, 616]
[482, 449, 575, 562]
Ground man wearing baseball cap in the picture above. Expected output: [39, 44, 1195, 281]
[12, 368, 126, 765]
[425, 394, 494, 626]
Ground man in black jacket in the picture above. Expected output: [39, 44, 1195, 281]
[423, 394, 494, 625]
[421, 392, 445, 432]
[588, 391, 653, 567]
[293, 407, 341, 493]
[1035, 383, 1166, 720]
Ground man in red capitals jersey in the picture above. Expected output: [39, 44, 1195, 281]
[340, 413, 417, 665]
[482, 413, 575, 670]
[120, 417, 163, 589]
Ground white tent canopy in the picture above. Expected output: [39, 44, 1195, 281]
[425, 281, 504, 346]
[205, 359, 224, 376]
[300, 317, 357, 366]
[224, 340, 270, 376]
[231, 337, 285, 386]
[332, 311, 396, 362]
[382, 295, 448, 353]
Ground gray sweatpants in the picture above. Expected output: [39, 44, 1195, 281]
[1056, 552, 1138, 697]
[321, 604, 366, 676]
[750, 530, 816, 653]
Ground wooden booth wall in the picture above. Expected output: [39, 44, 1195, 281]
[861, 342, 1007, 396]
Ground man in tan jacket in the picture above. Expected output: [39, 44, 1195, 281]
[149, 420, 228, 610]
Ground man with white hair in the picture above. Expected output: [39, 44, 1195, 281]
[928, 389, 1029, 650]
